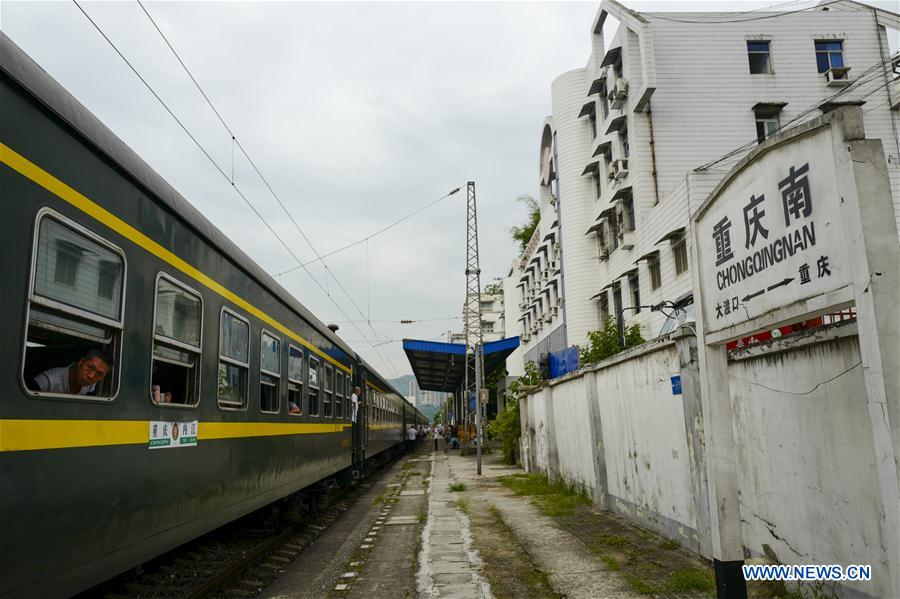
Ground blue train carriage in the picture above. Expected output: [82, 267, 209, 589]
[0, 34, 361, 597]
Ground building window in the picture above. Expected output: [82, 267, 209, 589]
[480, 300, 493, 311]
[620, 125, 629, 158]
[612, 282, 623, 321]
[588, 111, 597, 140]
[673, 236, 689, 276]
[608, 216, 620, 251]
[24, 212, 125, 400]
[629, 273, 641, 313]
[599, 84, 609, 120]
[747, 41, 772, 74]
[307, 356, 320, 416]
[288, 346, 303, 415]
[151, 275, 202, 406]
[756, 115, 779, 143]
[594, 172, 603, 201]
[815, 40, 844, 73]
[259, 331, 280, 414]
[622, 196, 635, 232]
[648, 255, 662, 291]
[599, 293, 610, 324]
[218, 309, 249, 408]
[482, 320, 494, 333]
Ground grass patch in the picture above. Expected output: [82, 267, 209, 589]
[667, 569, 715, 592]
[658, 539, 680, 550]
[625, 574, 658, 595]
[372, 493, 385, 505]
[408, 470, 421, 476]
[596, 534, 629, 547]
[499, 473, 590, 517]
[417, 508, 428, 523]
[454, 498, 470, 514]
[449, 482, 467, 492]
[600, 554, 621, 571]
[401, 461, 413, 470]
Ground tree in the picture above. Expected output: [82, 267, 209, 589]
[508, 195, 540, 256]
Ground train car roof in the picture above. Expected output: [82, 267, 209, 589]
[1, 33, 358, 359]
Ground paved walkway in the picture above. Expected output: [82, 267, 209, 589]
[264, 445, 663, 598]
[416, 453, 492, 598]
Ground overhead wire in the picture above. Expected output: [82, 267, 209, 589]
[133, 1, 399, 373]
[641, 0, 845, 24]
[272, 186, 461, 277]
[134, 1, 462, 377]
[73, 0, 401, 375]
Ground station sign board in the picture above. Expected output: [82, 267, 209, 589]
[695, 131, 850, 334]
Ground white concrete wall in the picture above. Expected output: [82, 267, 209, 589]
[594, 342, 697, 535]
[729, 328, 889, 598]
[548, 375, 598, 494]
[519, 320, 895, 597]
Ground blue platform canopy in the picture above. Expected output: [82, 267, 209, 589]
[402, 336, 520, 393]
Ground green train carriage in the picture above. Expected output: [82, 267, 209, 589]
[0, 33, 425, 597]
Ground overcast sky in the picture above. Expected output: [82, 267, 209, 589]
[3, 1, 897, 380]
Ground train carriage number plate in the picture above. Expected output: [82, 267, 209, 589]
[149, 420, 199, 449]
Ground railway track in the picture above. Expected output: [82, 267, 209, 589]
[81, 455, 402, 599]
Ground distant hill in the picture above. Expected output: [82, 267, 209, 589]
[388, 374, 415, 395]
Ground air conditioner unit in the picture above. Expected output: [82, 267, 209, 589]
[610, 79, 629, 109]
[619, 230, 636, 251]
[613, 159, 629, 180]
[824, 67, 851, 87]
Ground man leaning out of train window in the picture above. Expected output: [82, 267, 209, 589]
[34, 349, 113, 395]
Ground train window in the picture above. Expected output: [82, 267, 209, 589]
[334, 368, 344, 418]
[23, 211, 125, 400]
[150, 275, 202, 407]
[323, 364, 334, 418]
[308, 356, 320, 416]
[260, 331, 280, 414]
[288, 345, 303, 416]
[218, 308, 249, 409]
[345, 374, 352, 420]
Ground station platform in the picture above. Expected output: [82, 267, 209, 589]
[261, 444, 718, 599]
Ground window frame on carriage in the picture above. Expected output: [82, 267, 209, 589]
[323, 363, 334, 418]
[334, 365, 344, 419]
[217, 307, 250, 411]
[149, 272, 203, 408]
[287, 344, 304, 416]
[307, 355, 321, 416]
[21, 209, 126, 402]
[259, 329, 281, 415]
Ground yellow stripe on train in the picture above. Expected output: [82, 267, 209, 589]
[0, 419, 352, 452]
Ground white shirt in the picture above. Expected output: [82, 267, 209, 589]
[35, 365, 96, 395]
[407, 427, 418, 441]
[350, 393, 359, 422]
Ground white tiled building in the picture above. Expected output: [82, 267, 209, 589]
[449, 290, 506, 345]
[504, 0, 900, 362]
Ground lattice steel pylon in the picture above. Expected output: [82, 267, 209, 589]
[462, 181, 486, 475]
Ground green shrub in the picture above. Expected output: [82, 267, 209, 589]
[580, 316, 644, 366]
